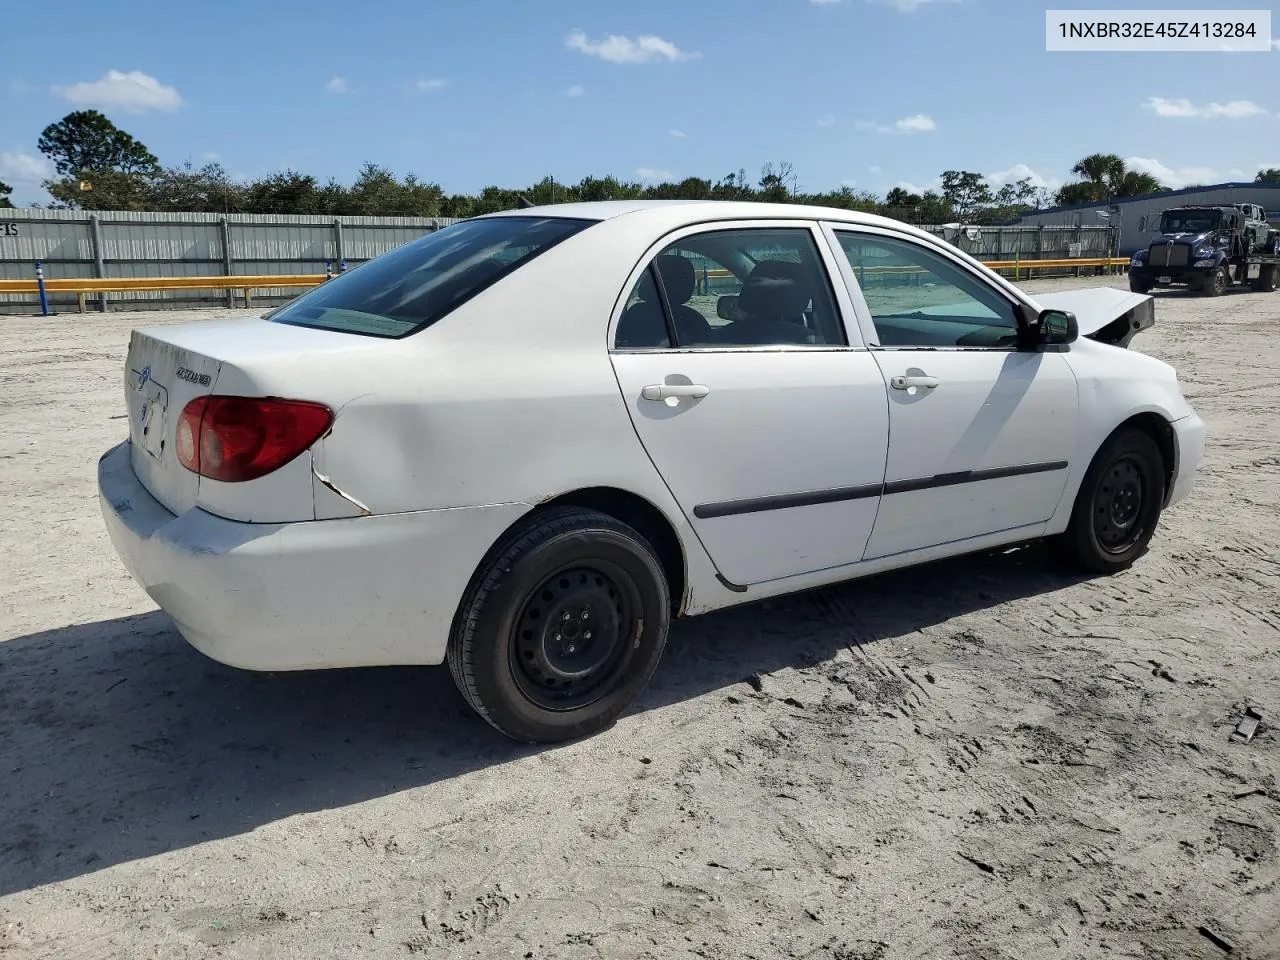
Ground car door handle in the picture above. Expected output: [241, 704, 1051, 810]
[641, 383, 711, 401]
[889, 375, 939, 391]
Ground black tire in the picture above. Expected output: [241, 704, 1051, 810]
[1250, 264, 1278, 293]
[1055, 428, 1167, 575]
[1129, 276, 1152, 294]
[447, 506, 671, 743]
[1201, 266, 1229, 296]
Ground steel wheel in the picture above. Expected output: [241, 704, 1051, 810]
[447, 506, 671, 743]
[1092, 455, 1147, 554]
[510, 562, 641, 711]
[1055, 426, 1167, 575]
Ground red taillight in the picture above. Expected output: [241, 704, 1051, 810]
[176, 396, 333, 483]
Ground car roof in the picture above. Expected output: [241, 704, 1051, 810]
[472, 198, 929, 235]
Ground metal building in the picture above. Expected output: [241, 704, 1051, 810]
[1011, 181, 1280, 256]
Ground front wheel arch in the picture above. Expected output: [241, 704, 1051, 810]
[1113, 412, 1176, 504]
[1057, 423, 1169, 573]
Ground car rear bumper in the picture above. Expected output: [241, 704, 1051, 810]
[1167, 412, 1205, 508]
[97, 440, 529, 671]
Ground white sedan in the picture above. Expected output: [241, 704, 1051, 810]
[98, 201, 1205, 742]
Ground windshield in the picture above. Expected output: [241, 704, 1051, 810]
[1158, 210, 1220, 234]
[269, 215, 594, 338]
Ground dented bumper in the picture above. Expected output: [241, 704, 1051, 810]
[1167, 412, 1205, 509]
[97, 440, 530, 671]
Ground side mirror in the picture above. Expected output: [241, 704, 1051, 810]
[1038, 308, 1078, 345]
[717, 295, 745, 321]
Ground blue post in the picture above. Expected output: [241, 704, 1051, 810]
[325, 260, 333, 280]
[35, 261, 50, 316]
[338, 259, 348, 273]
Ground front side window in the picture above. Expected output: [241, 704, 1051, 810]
[833, 231, 1019, 349]
[614, 227, 846, 350]
[270, 216, 593, 338]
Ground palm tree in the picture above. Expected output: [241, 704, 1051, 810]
[1055, 154, 1166, 205]
[1112, 170, 1164, 197]
[1071, 153, 1126, 199]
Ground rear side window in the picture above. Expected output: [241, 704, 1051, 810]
[614, 227, 846, 350]
[270, 216, 594, 338]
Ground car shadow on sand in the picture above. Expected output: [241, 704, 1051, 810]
[0, 541, 1089, 896]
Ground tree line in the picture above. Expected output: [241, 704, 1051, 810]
[3, 110, 1278, 219]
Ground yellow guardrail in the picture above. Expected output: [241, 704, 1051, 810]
[1, 256, 1128, 313]
[698, 256, 1126, 286]
[0, 273, 327, 311]
[859, 257, 1127, 281]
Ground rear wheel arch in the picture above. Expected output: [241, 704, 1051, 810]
[537, 487, 687, 615]
[459, 487, 688, 622]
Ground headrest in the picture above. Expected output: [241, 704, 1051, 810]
[737, 259, 810, 320]
[616, 300, 669, 348]
[655, 254, 696, 305]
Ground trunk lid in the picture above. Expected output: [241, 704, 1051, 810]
[122, 317, 382, 518]
[124, 328, 222, 515]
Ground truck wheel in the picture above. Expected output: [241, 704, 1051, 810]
[1054, 427, 1166, 575]
[1129, 275, 1152, 294]
[1202, 266, 1229, 296]
[1250, 264, 1278, 293]
[447, 506, 671, 743]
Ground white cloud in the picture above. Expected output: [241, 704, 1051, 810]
[9, 80, 31, 96]
[859, 113, 936, 134]
[668, 128, 687, 138]
[1123, 156, 1221, 189]
[895, 113, 936, 132]
[636, 167, 675, 181]
[889, 178, 944, 196]
[415, 77, 449, 92]
[54, 70, 184, 113]
[326, 76, 348, 94]
[0, 150, 52, 185]
[566, 84, 585, 97]
[1145, 96, 1266, 119]
[868, 0, 959, 11]
[841, 179, 858, 187]
[565, 30, 697, 63]
[817, 114, 836, 127]
[868, 165, 882, 174]
[987, 163, 1060, 191]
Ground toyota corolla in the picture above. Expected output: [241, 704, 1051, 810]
[98, 200, 1205, 743]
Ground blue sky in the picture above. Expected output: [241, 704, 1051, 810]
[3, 0, 1278, 206]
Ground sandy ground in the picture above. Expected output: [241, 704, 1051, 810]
[0, 276, 1277, 960]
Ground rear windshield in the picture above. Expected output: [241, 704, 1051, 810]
[269, 215, 594, 338]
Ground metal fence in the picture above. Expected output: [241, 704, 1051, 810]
[0, 208, 1116, 315]
[917, 224, 1117, 260]
[0, 209, 458, 313]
